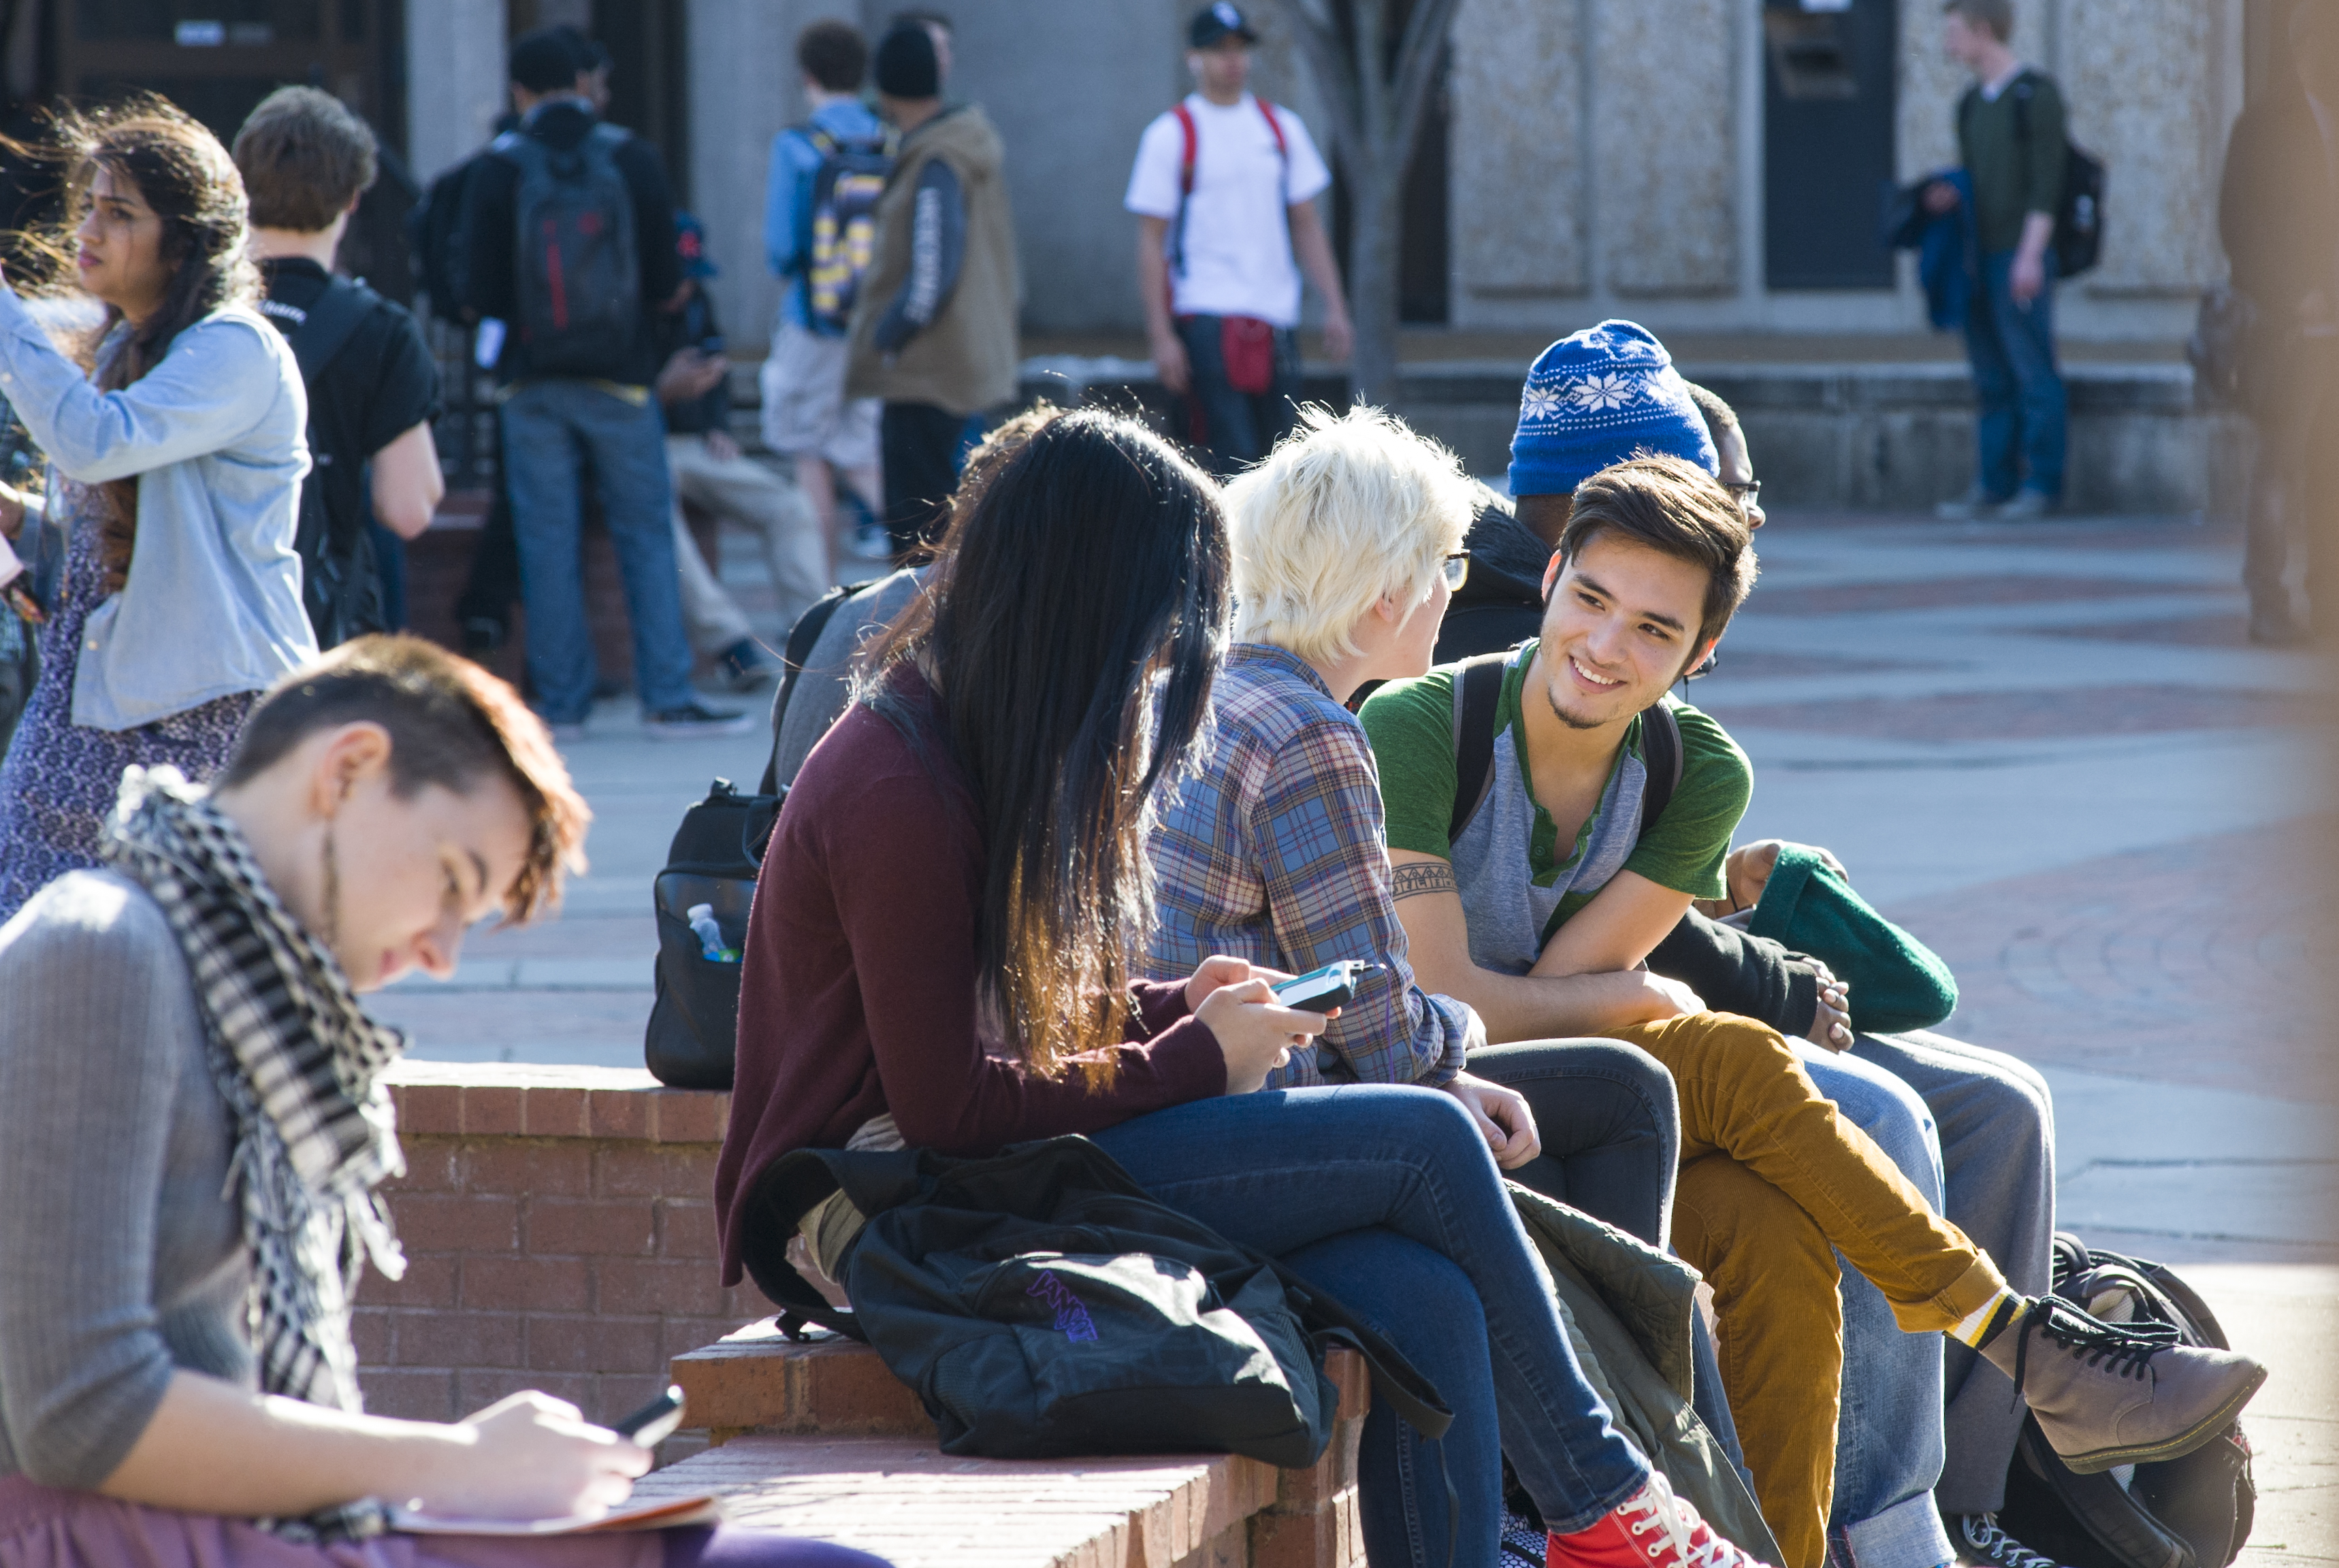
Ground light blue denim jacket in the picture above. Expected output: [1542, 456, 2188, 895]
[0, 287, 317, 730]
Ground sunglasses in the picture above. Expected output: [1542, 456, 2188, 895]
[1441, 553, 1470, 591]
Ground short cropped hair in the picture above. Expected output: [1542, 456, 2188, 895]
[1683, 382, 1741, 451]
[1225, 405, 1477, 666]
[218, 636, 591, 923]
[1558, 456, 1757, 651]
[232, 87, 377, 233]
[509, 25, 588, 93]
[797, 20, 869, 92]
[1943, 0, 2014, 42]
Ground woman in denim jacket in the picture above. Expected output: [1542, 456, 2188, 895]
[0, 100, 315, 921]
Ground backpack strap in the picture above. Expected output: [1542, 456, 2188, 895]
[277, 276, 374, 386]
[1255, 97, 1290, 202]
[758, 579, 876, 797]
[1636, 700, 1683, 845]
[1170, 102, 1200, 282]
[1446, 651, 1511, 847]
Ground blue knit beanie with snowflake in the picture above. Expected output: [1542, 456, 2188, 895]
[1506, 320, 1717, 498]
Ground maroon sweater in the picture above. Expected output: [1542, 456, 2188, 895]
[715, 668, 1227, 1285]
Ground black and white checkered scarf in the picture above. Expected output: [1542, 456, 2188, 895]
[101, 766, 408, 1543]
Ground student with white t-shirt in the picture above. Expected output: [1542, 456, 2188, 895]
[1126, 1, 1353, 475]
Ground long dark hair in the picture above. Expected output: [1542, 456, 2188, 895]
[10, 99, 259, 593]
[865, 410, 1231, 1086]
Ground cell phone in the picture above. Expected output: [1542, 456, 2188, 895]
[612, 1386, 686, 1448]
[1270, 960, 1384, 1013]
[698, 335, 726, 356]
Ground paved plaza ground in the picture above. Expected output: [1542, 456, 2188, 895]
[375, 505, 2337, 1561]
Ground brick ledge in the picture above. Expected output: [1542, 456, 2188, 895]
[385, 1060, 729, 1143]
[631, 1433, 1286, 1568]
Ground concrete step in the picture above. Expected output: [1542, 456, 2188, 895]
[1007, 355, 2238, 517]
[629, 1433, 1312, 1568]
[655, 1321, 1370, 1568]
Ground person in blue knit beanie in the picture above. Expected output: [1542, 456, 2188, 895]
[1506, 320, 1717, 549]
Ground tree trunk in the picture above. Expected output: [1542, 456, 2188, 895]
[1259, 0, 1464, 410]
[1346, 173, 1403, 408]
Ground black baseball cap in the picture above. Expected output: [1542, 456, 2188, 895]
[1189, 2, 1257, 48]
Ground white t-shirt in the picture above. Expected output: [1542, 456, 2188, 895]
[1125, 93, 1332, 328]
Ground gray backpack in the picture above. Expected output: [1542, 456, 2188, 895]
[492, 121, 640, 378]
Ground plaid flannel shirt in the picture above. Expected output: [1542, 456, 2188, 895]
[1146, 644, 1478, 1088]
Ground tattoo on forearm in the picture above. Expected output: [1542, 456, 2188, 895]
[1391, 862, 1458, 902]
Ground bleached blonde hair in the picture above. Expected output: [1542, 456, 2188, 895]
[1225, 404, 1477, 666]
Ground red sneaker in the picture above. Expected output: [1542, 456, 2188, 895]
[1547, 1472, 1775, 1568]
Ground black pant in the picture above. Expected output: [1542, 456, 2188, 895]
[1176, 313, 1302, 478]
[455, 485, 521, 638]
[880, 401, 967, 560]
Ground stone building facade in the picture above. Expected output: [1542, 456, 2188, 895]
[24, 0, 2259, 348]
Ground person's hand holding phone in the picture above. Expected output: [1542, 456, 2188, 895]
[1194, 970, 1328, 1095]
[1184, 953, 1289, 1013]
[416, 1391, 649, 1520]
[653, 347, 727, 407]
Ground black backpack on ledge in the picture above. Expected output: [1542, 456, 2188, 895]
[1997, 1235, 2255, 1568]
[739, 1135, 1453, 1477]
[643, 581, 871, 1089]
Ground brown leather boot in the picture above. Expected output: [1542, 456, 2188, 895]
[1979, 1294, 2265, 1474]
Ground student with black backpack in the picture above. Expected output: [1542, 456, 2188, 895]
[1928, 0, 2077, 521]
[459, 27, 749, 742]
[235, 88, 442, 651]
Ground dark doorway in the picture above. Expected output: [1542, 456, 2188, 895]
[1762, 0, 1897, 290]
[49, 0, 402, 156]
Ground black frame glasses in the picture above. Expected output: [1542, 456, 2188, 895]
[1441, 553, 1470, 591]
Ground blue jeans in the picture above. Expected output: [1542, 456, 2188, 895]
[499, 380, 698, 721]
[1090, 1086, 1649, 1568]
[1850, 1032, 2054, 1514]
[1962, 251, 2066, 501]
[1176, 314, 1302, 477]
[1798, 1047, 1956, 1568]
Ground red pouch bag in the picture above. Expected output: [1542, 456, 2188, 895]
[1221, 316, 1277, 396]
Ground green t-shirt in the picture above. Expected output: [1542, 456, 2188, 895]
[1360, 640, 1752, 935]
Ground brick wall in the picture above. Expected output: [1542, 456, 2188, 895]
[356, 1063, 762, 1428]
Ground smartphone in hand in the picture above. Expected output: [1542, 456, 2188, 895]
[612, 1386, 686, 1448]
[1270, 961, 1385, 1013]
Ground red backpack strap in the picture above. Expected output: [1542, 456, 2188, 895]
[1174, 101, 1199, 197]
[1255, 98, 1289, 202]
[1255, 97, 1288, 159]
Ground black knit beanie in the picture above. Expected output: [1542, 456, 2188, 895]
[873, 23, 940, 99]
